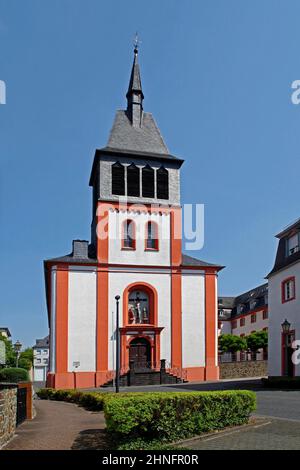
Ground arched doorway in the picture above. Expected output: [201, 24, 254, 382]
[129, 338, 151, 370]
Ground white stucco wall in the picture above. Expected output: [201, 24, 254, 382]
[108, 210, 171, 266]
[268, 261, 300, 376]
[181, 272, 206, 368]
[68, 268, 97, 372]
[232, 310, 268, 336]
[108, 269, 171, 369]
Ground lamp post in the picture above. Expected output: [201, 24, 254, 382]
[14, 340, 22, 368]
[281, 319, 291, 376]
[115, 295, 120, 393]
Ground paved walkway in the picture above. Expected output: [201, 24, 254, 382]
[4, 400, 107, 450]
[181, 417, 300, 450]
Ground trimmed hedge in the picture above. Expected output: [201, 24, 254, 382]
[0, 367, 29, 383]
[104, 390, 256, 445]
[36, 388, 105, 410]
[37, 388, 256, 449]
[262, 377, 300, 389]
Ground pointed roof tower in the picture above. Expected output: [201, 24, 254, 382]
[126, 43, 144, 127]
[105, 43, 173, 157]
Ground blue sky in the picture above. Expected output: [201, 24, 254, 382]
[1, 0, 300, 347]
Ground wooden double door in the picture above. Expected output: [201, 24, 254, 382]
[129, 338, 151, 370]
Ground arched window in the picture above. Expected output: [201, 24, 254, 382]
[142, 165, 154, 198]
[127, 163, 140, 197]
[145, 221, 159, 251]
[157, 166, 169, 200]
[122, 219, 136, 250]
[112, 162, 125, 195]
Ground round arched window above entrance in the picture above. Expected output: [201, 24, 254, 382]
[128, 290, 150, 324]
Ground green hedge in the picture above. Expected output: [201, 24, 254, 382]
[262, 377, 300, 389]
[0, 367, 29, 383]
[104, 390, 256, 446]
[37, 388, 256, 449]
[36, 388, 106, 410]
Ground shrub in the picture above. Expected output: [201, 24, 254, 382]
[104, 390, 256, 445]
[0, 367, 29, 383]
[36, 388, 106, 410]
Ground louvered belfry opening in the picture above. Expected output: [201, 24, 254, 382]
[142, 165, 155, 198]
[157, 166, 169, 200]
[127, 163, 140, 197]
[112, 162, 125, 195]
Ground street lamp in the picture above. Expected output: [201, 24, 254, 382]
[281, 319, 291, 376]
[281, 319, 291, 334]
[115, 295, 120, 393]
[14, 340, 22, 368]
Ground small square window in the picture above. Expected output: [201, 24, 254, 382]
[251, 314, 256, 323]
[240, 318, 245, 327]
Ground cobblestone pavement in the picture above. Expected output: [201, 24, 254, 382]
[182, 418, 300, 450]
[3, 399, 107, 450]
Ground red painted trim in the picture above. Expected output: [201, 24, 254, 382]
[96, 269, 108, 372]
[55, 269, 68, 373]
[205, 272, 219, 380]
[120, 328, 163, 371]
[96, 203, 109, 263]
[121, 219, 136, 250]
[171, 269, 182, 368]
[231, 306, 268, 322]
[144, 220, 159, 251]
[170, 207, 182, 266]
[122, 281, 158, 326]
[281, 276, 296, 303]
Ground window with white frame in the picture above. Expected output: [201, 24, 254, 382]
[282, 277, 296, 303]
[287, 233, 299, 256]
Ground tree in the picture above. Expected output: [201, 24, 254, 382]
[19, 348, 33, 371]
[246, 331, 268, 353]
[0, 333, 17, 367]
[219, 334, 248, 354]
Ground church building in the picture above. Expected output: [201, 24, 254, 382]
[44, 46, 223, 389]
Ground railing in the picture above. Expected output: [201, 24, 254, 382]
[218, 351, 268, 363]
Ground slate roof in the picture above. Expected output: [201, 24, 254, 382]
[33, 336, 49, 349]
[126, 51, 143, 98]
[106, 110, 170, 156]
[181, 254, 223, 269]
[45, 249, 222, 269]
[267, 218, 300, 277]
[218, 283, 268, 319]
[218, 297, 235, 309]
[0, 327, 11, 338]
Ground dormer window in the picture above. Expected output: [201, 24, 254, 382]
[122, 220, 136, 250]
[286, 233, 299, 256]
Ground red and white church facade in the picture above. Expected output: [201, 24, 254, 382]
[45, 47, 223, 389]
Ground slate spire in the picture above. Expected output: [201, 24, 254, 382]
[126, 44, 144, 127]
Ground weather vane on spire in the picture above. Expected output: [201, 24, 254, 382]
[133, 32, 141, 54]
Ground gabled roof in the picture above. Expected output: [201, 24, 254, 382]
[33, 336, 49, 349]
